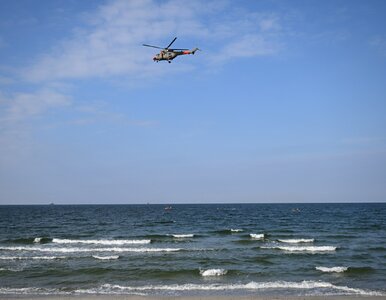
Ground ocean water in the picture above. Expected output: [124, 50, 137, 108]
[0, 203, 385, 297]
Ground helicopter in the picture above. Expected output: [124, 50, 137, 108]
[142, 37, 199, 63]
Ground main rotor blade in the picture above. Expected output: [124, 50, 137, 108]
[166, 37, 177, 49]
[142, 44, 163, 49]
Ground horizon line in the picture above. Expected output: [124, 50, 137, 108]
[0, 201, 385, 206]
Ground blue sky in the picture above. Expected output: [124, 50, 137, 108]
[1, 0, 386, 204]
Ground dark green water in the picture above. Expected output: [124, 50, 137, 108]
[0, 203, 385, 296]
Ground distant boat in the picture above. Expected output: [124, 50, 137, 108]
[164, 206, 172, 211]
[49, 202, 55, 206]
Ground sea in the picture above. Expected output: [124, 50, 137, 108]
[0, 203, 385, 297]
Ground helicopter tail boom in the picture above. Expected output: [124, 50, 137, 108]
[182, 48, 200, 55]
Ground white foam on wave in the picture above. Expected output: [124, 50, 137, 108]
[92, 255, 119, 260]
[230, 229, 243, 232]
[170, 234, 194, 238]
[263, 245, 336, 252]
[316, 266, 348, 273]
[250, 233, 265, 239]
[52, 238, 151, 245]
[0, 246, 182, 253]
[33, 238, 42, 243]
[279, 239, 314, 244]
[0, 281, 383, 296]
[200, 268, 227, 277]
[0, 267, 22, 272]
[0, 256, 66, 260]
[97, 281, 383, 296]
[0, 287, 67, 295]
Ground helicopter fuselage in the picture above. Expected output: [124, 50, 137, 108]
[153, 50, 190, 63]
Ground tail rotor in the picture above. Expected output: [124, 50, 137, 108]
[191, 48, 200, 55]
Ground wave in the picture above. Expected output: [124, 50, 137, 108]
[2, 237, 51, 245]
[316, 266, 348, 273]
[214, 229, 243, 235]
[0, 281, 383, 296]
[262, 245, 337, 252]
[0, 287, 63, 296]
[250, 233, 265, 240]
[369, 246, 386, 251]
[52, 238, 151, 245]
[154, 220, 175, 224]
[0, 256, 66, 260]
[200, 268, 227, 277]
[346, 266, 374, 274]
[0, 267, 22, 272]
[93, 281, 383, 296]
[0, 246, 182, 253]
[169, 234, 194, 238]
[92, 255, 120, 260]
[278, 239, 314, 244]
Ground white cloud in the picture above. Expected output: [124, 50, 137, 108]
[0, 89, 70, 166]
[22, 0, 285, 82]
[0, 89, 71, 123]
[23, 0, 208, 82]
[259, 16, 281, 32]
[212, 34, 281, 63]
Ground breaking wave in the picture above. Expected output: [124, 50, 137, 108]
[0, 246, 182, 253]
[95, 281, 384, 295]
[250, 233, 265, 240]
[0, 281, 383, 296]
[170, 234, 194, 238]
[92, 255, 119, 260]
[262, 245, 337, 252]
[0, 267, 22, 272]
[52, 238, 151, 245]
[200, 268, 227, 277]
[278, 239, 314, 244]
[316, 266, 348, 273]
[0, 256, 66, 260]
[80, 281, 383, 296]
